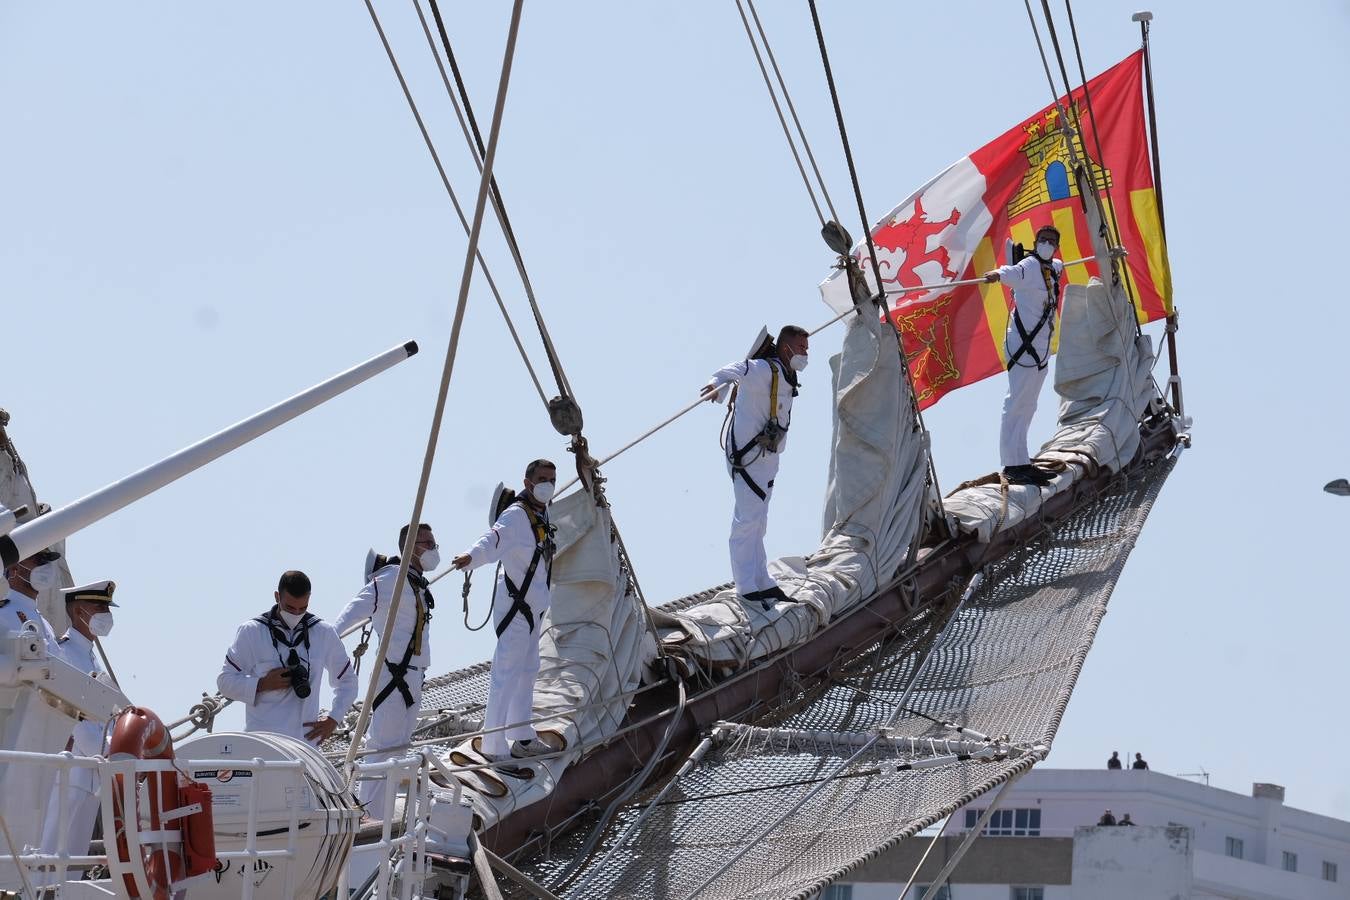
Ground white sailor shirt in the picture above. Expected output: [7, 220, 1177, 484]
[217, 611, 357, 745]
[52, 630, 107, 756]
[0, 588, 57, 648]
[707, 357, 796, 459]
[464, 503, 553, 614]
[996, 256, 1065, 365]
[334, 565, 433, 670]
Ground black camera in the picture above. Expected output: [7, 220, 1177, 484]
[285, 649, 312, 700]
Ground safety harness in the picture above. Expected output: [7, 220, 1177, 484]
[726, 359, 795, 501]
[496, 500, 556, 638]
[1006, 257, 1062, 371]
[368, 565, 435, 711]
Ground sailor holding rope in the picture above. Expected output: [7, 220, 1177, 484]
[452, 459, 557, 763]
[985, 225, 1064, 486]
[702, 325, 808, 609]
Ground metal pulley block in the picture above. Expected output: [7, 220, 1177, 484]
[548, 395, 584, 436]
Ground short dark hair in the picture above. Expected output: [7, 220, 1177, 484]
[398, 522, 433, 550]
[525, 459, 557, 479]
[777, 325, 808, 345]
[277, 570, 311, 598]
[1036, 224, 1061, 241]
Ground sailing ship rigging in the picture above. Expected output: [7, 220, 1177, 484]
[0, 3, 1188, 898]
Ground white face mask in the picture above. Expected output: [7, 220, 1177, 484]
[789, 353, 809, 373]
[27, 563, 57, 592]
[277, 609, 304, 630]
[419, 547, 441, 572]
[88, 611, 114, 637]
[1036, 241, 1056, 260]
[530, 481, 556, 504]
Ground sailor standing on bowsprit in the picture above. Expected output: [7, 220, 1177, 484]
[702, 325, 808, 610]
[452, 459, 557, 763]
[334, 524, 438, 812]
[985, 224, 1065, 486]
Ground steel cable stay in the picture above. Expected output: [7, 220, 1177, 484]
[341, 0, 526, 782]
[423, 0, 575, 406]
[1022, 0, 1147, 348]
[359, 0, 548, 410]
[804, 0, 949, 523]
[731, 0, 831, 227]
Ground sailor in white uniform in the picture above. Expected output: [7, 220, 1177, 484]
[985, 225, 1065, 486]
[39, 579, 118, 880]
[452, 460, 557, 762]
[218, 570, 357, 747]
[1, 547, 61, 647]
[334, 526, 438, 813]
[702, 325, 809, 608]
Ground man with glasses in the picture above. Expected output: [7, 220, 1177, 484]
[336, 523, 440, 814]
[219, 570, 356, 746]
[452, 459, 557, 763]
[985, 224, 1065, 486]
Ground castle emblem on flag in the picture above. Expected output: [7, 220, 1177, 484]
[1007, 102, 1113, 218]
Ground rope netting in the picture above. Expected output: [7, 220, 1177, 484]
[501, 451, 1177, 899]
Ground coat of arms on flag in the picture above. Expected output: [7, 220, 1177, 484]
[821, 51, 1171, 409]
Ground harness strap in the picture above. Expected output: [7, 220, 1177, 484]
[495, 502, 554, 637]
[1006, 259, 1061, 371]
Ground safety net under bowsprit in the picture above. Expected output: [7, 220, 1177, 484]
[500, 451, 1177, 900]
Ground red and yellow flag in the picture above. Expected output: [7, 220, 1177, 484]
[820, 51, 1171, 409]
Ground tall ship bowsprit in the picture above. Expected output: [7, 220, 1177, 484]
[0, 4, 1187, 898]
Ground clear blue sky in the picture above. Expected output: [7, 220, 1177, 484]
[3, 2, 1348, 818]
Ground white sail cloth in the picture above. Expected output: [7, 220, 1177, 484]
[943, 277, 1160, 542]
[650, 306, 931, 670]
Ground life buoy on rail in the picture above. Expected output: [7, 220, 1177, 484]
[108, 706, 218, 900]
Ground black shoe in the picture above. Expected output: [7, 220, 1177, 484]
[742, 589, 771, 610]
[764, 586, 794, 606]
[1003, 465, 1053, 486]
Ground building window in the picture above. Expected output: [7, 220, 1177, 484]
[963, 808, 1041, 836]
[1226, 836, 1244, 860]
[910, 887, 951, 900]
[1283, 851, 1297, 873]
[1011, 888, 1045, 900]
[821, 885, 852, 900]
[1324, 861, 1338, 882]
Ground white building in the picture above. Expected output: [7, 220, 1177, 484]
[828, 768, 1350, 900]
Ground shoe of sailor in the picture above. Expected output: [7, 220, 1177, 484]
[511, 738, 552, 759]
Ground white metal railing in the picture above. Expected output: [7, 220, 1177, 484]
[0, 746, 441, 899]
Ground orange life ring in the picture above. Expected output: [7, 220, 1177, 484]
[108, 707, 218, 900]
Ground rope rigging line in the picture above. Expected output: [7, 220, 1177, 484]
[731, 0, 830, 227]
[745, 0, 840, 225]
[423, 0, 575, 404]
[805, 0, 948, 521]
[1037, 0, 1140, 334]
[358, 0, 547, 409]
[1024, 0, 1143, 338]
[1060, 0, 1134, 288]
[342, 0, 526, 782]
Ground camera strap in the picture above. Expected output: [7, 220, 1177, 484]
[255, 608, 316, 668]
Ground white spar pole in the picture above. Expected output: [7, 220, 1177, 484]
[0, 340, 419, 567]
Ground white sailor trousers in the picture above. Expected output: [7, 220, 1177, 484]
[483, 598, 543, 757]
[728, 453, 779, 596]
[357, 663, 424, 815]
[40, 765, 99, 883]
[999, 362, 1050, 467]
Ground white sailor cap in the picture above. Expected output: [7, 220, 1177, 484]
[61, 580, 118, 607]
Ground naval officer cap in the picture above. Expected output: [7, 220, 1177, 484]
[61, 580, 117, 607]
